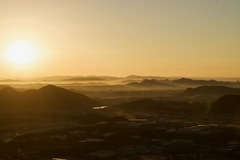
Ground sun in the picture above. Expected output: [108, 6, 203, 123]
[5, 40, 38, 66]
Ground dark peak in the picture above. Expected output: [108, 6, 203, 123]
[0, 84, 100, 111]
[39, 85, 69, 93]
[175, 78, 193, 82]
[39, 85, 95, 101]
[185, 87, 193, 91]
[176, 78, 218, 83]
[0, 86, 17, 93]
[184, 85, 240, 95]
[142, 79, 158, 82]
[40, 84, 61, 90]
[208, 79, 217, 82]
[217, 94, 240, 101]
[127, 78, 174, 87]
[179, 78, 192, 80]
[211, 94, 240, 113]
[127, 75, 163, 79]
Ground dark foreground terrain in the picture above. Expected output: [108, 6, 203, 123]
[0, 83, 240, 160]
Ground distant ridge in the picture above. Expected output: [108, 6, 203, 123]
[127, 78, 237, 88]
[1, 86, 17, 94]
[0, 85, 10, 90]
[0, 85, 100, 111]
[126, 75, 164, 80]
[62, 77, 104, 81]
[173, 78, 232, 86]
[183, 86, 240, 96]
[127, 79, 173, 87]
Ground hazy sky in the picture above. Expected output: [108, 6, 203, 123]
[0, 0, 240, 78]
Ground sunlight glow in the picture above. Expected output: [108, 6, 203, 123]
[5, 41, 38, 66]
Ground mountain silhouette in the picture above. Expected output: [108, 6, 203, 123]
[126, 75, 164, 80]
[62, 77, 104, 81]
[183, 86, 240, 96]
[211, 94, 240, 114]
[0, 85, 100, 111]
[173, 78, 232, 86]
[0, 86, 18, 94]
[127, 79, 173, 87]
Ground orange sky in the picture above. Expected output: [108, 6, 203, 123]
[0, 0, 240, 78]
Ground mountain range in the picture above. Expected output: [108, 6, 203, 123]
[172, 78, 233, 86]
[126, 78, 240, 88]
[0, 85, 100, 112]
[127, 79, 173, 88]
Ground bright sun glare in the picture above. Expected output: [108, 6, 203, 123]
[5, 41, 38, 66]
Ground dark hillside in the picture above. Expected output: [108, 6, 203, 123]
[211, 94, 240, 114]
[184, 86, 240, 96]
[0, 85, 100, 111]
